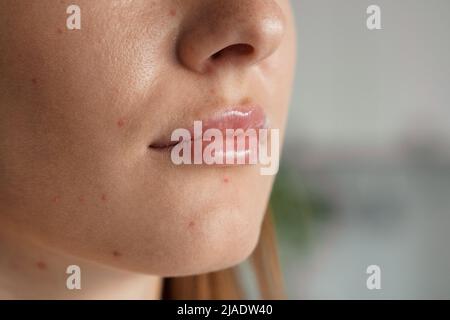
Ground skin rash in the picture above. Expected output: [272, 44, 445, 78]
[0, 0, 296, 299]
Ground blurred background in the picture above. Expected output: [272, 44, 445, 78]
[271, 0, 450, 299]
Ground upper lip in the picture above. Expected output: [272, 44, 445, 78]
[149, 104, 268, 150]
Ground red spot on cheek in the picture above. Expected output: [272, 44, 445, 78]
[117, 119, 126, 128]
[52, 195, 61, 203]
[57, 28, 63, 34]
[78, 196, 85, 204]
[169, 9, 177, 17]
[112, 250, 121, 257]
[31, 78, 38, 85]
[36, 261, 47, 270]
[188, 221, 195, 228]
[101, 194, 107, 201]
[223, 176, 230, 183]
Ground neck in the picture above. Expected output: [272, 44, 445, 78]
[0, 228, 162, 300]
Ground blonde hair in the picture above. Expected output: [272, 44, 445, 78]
[162, 210, 284, 299]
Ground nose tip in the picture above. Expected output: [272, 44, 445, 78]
[177, 0, 286, 73]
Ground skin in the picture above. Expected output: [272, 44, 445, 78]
[0, 0, 296, 299]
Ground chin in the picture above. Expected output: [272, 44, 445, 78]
[116, 204, 265, 277]
[156, 231, 262, 278]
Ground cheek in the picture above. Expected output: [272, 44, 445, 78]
[0, 27, 159, 190]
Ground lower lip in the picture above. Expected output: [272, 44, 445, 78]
[198, 106, 267, 163]
[178, 130, 263, 165]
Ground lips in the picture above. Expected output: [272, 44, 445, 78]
[149, 105, 268, 151]
[150, 105, 267, 162]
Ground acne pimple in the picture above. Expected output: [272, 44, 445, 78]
[31, 78, 37, 85]
[169, 9, 177, 17]
[242, 97, 252, 105]
[36, 261, 47, 270]
[188, 221, 195, 228]
[57, 28, 63, 34]
[112, 250, 121, 257]
[101, 194, 107, 201]
[117, 119, 126, 128]
[52, 195, 61, 203]
[223, 176, 230, 183]
[78, 196, 85, 204]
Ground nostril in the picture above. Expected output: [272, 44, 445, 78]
[211, 43, 255, 60]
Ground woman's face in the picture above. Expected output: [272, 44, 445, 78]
[0, 0, 296, 276]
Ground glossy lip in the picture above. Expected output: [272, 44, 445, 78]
[149, 105, 268, 151]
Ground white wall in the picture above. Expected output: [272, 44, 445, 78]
[288, 0, 450, 149]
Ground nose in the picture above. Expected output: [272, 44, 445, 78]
[177, 0, 286, 73]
